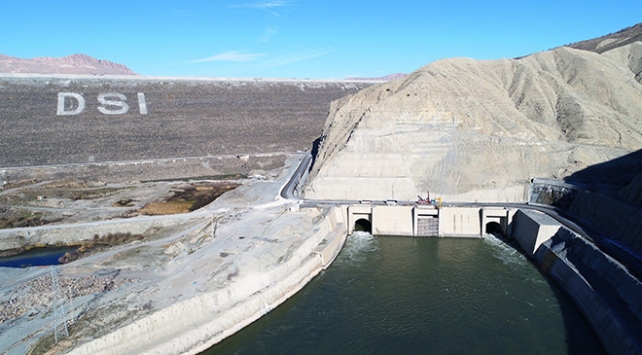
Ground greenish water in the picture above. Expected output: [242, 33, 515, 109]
[205, 233, 604, 354]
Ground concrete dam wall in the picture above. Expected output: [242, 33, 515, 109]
[346, 204, 514, 238]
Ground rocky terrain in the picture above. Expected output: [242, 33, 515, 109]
[304, 23, 642, 203]
[0, 155, 345, 355]
[0, 54, 137, 76]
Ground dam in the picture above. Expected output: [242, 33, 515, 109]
[1, 74, 641, 355]
[299, 189, 642, 354]
[346, 203, 513, 237]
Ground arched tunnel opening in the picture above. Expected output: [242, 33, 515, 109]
[485, 221, 504, 236]
[354, 218, 372, 233]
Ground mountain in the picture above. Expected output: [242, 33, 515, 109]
[567, 23, 642, 83]
[346, 73, 407, 81]
[567, 22, 642, 54]
[304, 24, 642, 203]
[0, 53, 137, 75]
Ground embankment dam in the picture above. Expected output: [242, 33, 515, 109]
[0, 74, 376, 182]
[1, 74, 641, 354]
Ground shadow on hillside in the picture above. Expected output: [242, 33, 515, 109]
[564, 149, 642, 195]
[309, 136, 322, 171]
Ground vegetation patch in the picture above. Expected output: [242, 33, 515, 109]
[139, 182, 239, 215]
[142, 173, 246, 183]
[0, 207, 52, 229]
[0, 242, 53, 258]
[139, 200, 193, 215]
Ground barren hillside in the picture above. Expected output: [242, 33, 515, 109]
[568, 22, 642, 54]
[0, 54, 137, 75]
[304, 38, 642, 202]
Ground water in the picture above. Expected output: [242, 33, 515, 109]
[0, 246, 75, 268]
[205, 233, 604, 354]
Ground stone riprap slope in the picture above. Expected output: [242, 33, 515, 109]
[304, 45, 642, 202]
[0, 76, 373, 169]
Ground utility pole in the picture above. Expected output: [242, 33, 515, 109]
[50, 267, 70, 343]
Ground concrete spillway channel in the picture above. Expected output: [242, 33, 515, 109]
[284, 157, 642, 354]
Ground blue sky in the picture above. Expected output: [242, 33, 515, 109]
[1, 0, 639, 79]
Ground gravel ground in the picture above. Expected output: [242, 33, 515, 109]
[0, 272, 134, 324]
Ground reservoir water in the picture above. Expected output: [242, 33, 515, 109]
[205, 233, 604, 354]
[0, 246, 75, 268]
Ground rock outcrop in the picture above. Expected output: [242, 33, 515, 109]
[304, 43, 642, 202]
[0, 53, 137, 75]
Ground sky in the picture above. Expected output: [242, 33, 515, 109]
[0, 0, 639, 79]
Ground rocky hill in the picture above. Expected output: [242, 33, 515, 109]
[568, 22, 642, 54]
[304, 25, 642, 203]
[0, 53, 137, 75]
[569, 22, 642, 83]
[346, 73, 407, 81]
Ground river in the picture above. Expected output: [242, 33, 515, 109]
[205, 233, 604, 354]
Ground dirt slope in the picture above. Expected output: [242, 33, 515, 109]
[304, 44, 642, 202]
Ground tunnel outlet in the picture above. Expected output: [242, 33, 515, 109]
[485, 221, 503, 236]
[354, 218, 372, 233]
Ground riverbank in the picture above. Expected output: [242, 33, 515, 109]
[0, 155, 346, 354]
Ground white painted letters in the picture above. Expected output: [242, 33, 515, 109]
[97, 93, 129, 115]
[137, 93, 148, 115]
[56, 92, 148, 116]
[57, 92, 86, 115]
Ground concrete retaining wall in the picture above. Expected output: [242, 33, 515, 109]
[69, 206, 347, 355]
[511, 209, 562, 257]
[438, 207, 483, 237]
[534, 228, 642, 354]
[313, 207, 348, 267]
[372, 205, 415, 236]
